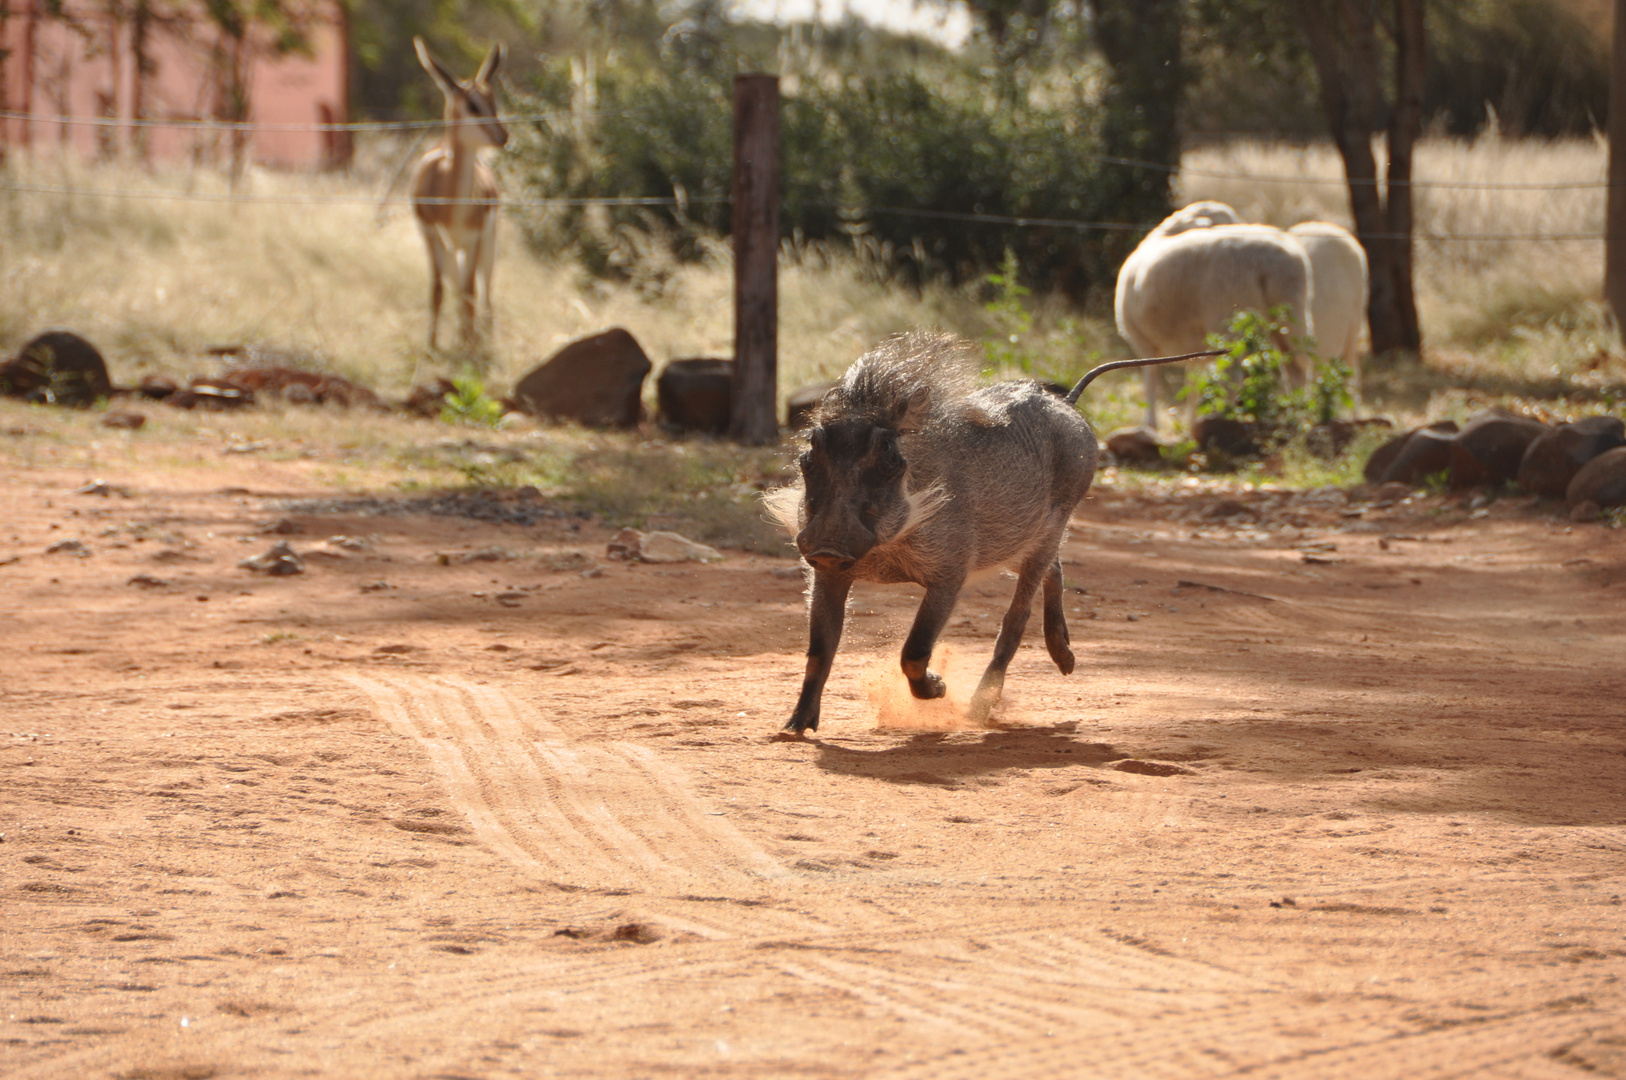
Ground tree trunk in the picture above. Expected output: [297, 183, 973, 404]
[729, 74, 780, 445]
[1607, 0, 1626, 327]
[1294, 0, 1424, 360]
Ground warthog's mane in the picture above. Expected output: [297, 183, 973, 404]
[814, 330, 978, 429]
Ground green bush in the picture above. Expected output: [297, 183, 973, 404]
[1183, 308, 1354, 432]
[506, 58, 1120, 294]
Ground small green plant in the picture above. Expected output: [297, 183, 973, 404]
[1182, 307, 1356, 436]
[982, 247, 1033, 374]
[439, 373, 504, 428]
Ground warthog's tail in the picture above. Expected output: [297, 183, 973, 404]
[1063, 349, 1225, 407]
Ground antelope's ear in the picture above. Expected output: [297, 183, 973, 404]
[414, 37, 458, 94]
[477, 42, 504, 85]
[894, 386, 930, 434]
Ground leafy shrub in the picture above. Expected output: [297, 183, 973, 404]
[506, 58, 1120, 294]
[1183, 308, 1354, 433]
[438, 373, 504, 428]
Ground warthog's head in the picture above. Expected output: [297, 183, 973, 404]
[790, 387, 945, 573]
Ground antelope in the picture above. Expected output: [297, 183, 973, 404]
[411, 36, 508, 352]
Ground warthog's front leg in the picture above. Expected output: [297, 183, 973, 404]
[968, 553, 1053, 723]
[785, 570, 852, 734]
[1042, 557, 1074, 675]
[900, 575, 966, 701]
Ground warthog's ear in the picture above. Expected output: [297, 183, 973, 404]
[893, 386, 930, 434]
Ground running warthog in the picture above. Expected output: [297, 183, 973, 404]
[766, 331, 1213, 733]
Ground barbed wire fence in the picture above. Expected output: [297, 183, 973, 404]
[0, 108, 1611, 243]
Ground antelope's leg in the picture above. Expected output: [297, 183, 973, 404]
[785, 571, 851, 734]
[969, 551, 1051, 723]
[456, 241, 479, 350]
[900, 574, 966, 701]
[1041, 556, 1074, 675]
[1142, 365, 1158, 429]
[476, 211, 498, 344]
[421, 224, 450, 351]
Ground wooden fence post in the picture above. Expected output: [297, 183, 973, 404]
[1606, 0, 1626, 328]
[730, 73, 780, 444]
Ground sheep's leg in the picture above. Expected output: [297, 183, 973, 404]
[1041, 557, 1074, 675]
[969, 551, 1051, 724]
[785, 571, 852, 734]
[900, 574, 965, 701]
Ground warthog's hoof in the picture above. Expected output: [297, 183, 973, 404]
[782, 714, 819, 734]
[909, 670, 947, 700]
[1049, 645, 1075, 675]
[966, 689, 1001, 726]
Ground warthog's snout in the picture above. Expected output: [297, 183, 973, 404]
[801, 547, 856, 573]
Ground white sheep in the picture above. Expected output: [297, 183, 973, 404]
[1115, 201, 1314, 428]
[1288, 221, 1369, 384]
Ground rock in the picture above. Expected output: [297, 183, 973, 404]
[128, 574, 169, 588]
[1364, 421, 1458, 484]
[1566, 446, 1626, 508]
[1516, 416, 1626, 498]
[220, 366, 386, 410]
[786, 381, 838, 432]
[640, 531, 724, 563]
[1203, 498, 1256, 521]
[1449, 411, 1549, 489]
[238, 540, 305, 575]
[1104, 425, 1172, 465]
[606, 528, 645, 561]
[1192, 416, 1266, 458]
[136, 374, 179, 400]
[1305, 417, 1392, 458]
[0, 331, 113, 406]
[511, 328, 650, 428]
[45, 539, 88, 556]
[606, 527, 723, 563]
[401, 378, 457, 417]
[1110, 759, 1196, 777]
[1376, 427, 1458, 486]
[1368, 481, 1413, 507]
[101, 410, 146, 430]
[1569, 500, 1603, 523]
[657, 358, 733, 434]
[167, 379, 254, 410]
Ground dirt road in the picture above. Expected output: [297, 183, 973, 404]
[3, 460, 1624, 1078]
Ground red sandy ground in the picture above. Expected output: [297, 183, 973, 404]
[2, 441, 1624, 1079]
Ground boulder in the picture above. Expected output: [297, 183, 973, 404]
[1305, 417, 1392, 458]
[100, 410, 146, 430]
[221, 366, 386, 410]
[657, 358, 733, 434]
[1104, 425, 1172, 465]
[1449, 411, 1548, 489]
[1566, 446, 1626, 509]
[606, 527, 723, 563]
[0, 331, 112, 406]
[786, 380, 838, 431]
[402, 378, 457, 417]
[1363, 420, 1458, 484]
[1516, 416, 1626, 498]
[511, 328, 650, 428]
[1375, 427, 1457, 486]
[137, 374, 179, 400]
[1192, 416, 1266, 458]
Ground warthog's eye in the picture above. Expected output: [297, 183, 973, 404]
[858, 502, 879, 526]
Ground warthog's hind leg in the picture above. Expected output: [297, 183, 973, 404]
[969, 550, 1053, 724]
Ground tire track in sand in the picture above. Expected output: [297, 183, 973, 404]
[347, 674, 804, 939]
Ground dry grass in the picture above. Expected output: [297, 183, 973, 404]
[0, 147, 979, 406]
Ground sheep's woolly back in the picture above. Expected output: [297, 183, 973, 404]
[814, 330, 976, 429]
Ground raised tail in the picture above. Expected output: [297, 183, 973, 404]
[1063, 349, 1224, 407]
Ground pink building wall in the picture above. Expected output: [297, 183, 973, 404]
[0, 0, 350, 169]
